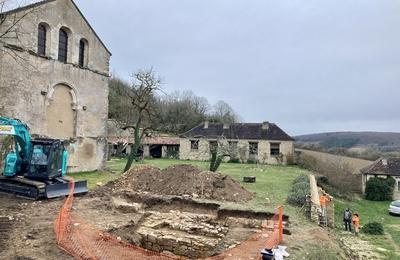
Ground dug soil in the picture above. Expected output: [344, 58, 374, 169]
[101, 164, 254, 203]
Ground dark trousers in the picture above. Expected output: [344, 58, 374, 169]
[344, 220, 352, 231]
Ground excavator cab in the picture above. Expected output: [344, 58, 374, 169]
[27, 139, 65, 180]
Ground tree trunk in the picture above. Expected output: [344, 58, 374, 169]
[123, 120, 142, 172]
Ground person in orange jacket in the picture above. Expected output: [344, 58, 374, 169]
[353, 212, 360, 236]
[319, 193, 330, 221]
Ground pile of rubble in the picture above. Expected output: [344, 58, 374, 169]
[104, 164, 253, 202]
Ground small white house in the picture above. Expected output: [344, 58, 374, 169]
[361, 158, 400, 199]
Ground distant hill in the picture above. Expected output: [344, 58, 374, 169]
[295, 132, 400, 152]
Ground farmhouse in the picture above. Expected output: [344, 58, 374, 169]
[180, 121, 294, 164]
[0, 0, 111, 172]
[361, 158, 400, 199]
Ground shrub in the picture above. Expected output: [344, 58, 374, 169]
[362, 222, 384, 235]
[246, 159, 258, 164]
[293, 175, 309, 185]
[317, 175, 329, 186]
[287, 189, 309, 206]
[209, 150, 224, 172]
[287, 175, 310, 206]
[365, 177, 395, 201]
[228, 158, 240, 163]
[291, 182, 310, 193]
[286, 153, 296, 165]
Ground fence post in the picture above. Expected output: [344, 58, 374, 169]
[278, 205, 283, 243]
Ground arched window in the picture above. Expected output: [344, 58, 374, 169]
[58, 28, 68, 62]
[37, 23, 47, 56]
[79, 39, 86, 67]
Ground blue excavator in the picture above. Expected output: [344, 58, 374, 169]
[0, 116, 88, 199]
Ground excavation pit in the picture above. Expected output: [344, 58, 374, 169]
[75, 191, 289, 259]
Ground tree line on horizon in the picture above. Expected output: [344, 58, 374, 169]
[108, 73, 241, 135]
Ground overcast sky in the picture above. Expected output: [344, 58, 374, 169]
[73, 0, 400, 135]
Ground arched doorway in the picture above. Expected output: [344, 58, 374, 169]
[46, 84, 76, 139]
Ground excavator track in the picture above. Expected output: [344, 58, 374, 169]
[0, 176, 46, 200]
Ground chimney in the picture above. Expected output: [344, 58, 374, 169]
[382, 159, 388, 166]
[204, 121, 209, 129]
[223, 123, 230, 129]
[262, 121, 270, 130]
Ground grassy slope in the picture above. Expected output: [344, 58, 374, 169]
[334, 197, 400, 257]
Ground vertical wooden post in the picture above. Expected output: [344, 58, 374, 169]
[278, 205, 283, 243]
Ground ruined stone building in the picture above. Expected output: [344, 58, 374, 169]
[180, 122, 295, 164]
[107, 120, 180, 159]
[0, 0, 111, 172]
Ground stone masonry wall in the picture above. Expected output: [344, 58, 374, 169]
[180, 138, 294, 165]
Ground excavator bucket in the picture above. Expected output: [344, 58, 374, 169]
[45, 180, 88, 199]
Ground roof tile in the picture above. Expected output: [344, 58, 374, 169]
[181, 122, 294, 141]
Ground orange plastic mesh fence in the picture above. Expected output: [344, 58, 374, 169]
[54, 180, 180, 260]
[54, 180, 284, 260]
[264, 206, 284, 250]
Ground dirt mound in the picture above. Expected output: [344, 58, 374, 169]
[106, 164, 253, 203]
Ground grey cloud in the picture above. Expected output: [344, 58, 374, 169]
[75, 0, 400, 135]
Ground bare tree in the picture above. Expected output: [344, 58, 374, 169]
[209, 100, 239, 124]
[157, 90, 210, 134]
[108, 76, 136, 124]
[122, 68, 162, 172]
[0, 0, 39, 64]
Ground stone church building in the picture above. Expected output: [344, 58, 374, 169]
[0, 0, 111, 172]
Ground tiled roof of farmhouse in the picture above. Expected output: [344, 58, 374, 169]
[361, 158, 400, 176]
[181, 122, 294, 141]
[108, 136, 180, 145]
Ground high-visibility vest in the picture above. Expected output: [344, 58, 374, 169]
[319, 195, 328, 206]
[353, 216, 360, 227]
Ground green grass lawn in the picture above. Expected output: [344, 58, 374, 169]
[70, 158, 310, 217]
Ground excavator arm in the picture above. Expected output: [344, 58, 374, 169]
[0, 117, 32, 177]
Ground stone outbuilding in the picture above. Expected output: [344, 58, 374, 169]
[180, 122, 294, 164]
[107, 120, 180, 159]
[361, 158, 400, 199]
[108, 135, 180, 159]
[0, 0, 111, 172]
